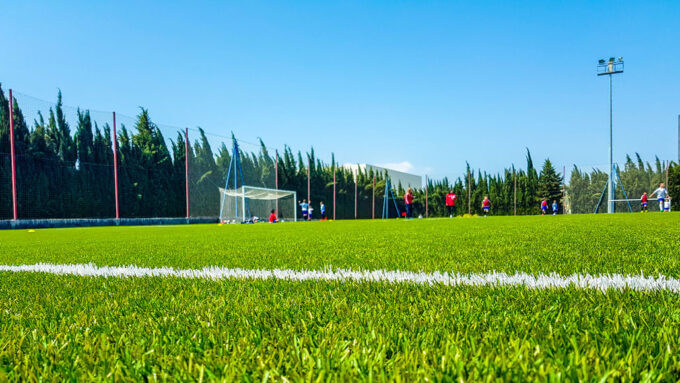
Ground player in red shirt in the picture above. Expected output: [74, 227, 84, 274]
[404, 188, 414, 218]
[482, 196, 491, 217]
[268, 209, 277, 223]
[541, 199, 548, 215]
[640, 192, 648, 213]
[445, 190, 457, 217]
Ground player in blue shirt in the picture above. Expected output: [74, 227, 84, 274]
[298, 199, 309, 220]
[320, 201, 326, 220]
[552, 200, 558, 215]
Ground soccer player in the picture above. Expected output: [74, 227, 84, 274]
[650, 183, 668, 212]
[320, 201, 326, 220]
[269, 209, 277, 223]
[482, 196, 491, 216]
[445, 190, 457, 217]
[552, 200, 559, 215]
[540, 199, 548, 215]
[640, 192, 648, 212]
[664, 196, 671, 212]
[299, 199, 309, 220]
[404, 188, 414, 218]
[308, 205, 314, 220]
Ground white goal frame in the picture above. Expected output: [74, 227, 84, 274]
[219, 186, 297, 223]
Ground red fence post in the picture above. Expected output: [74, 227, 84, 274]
[372, 173, 375, 220]
[185, 128, 189, 219]
[275, 150, 279, 214]
[467, 169, 471, 215]
[425, 175, 428, 218]
[112, 112, 120, 219]
[513, 170, 517, 216]
[354, 177, 357, 219]
[563, 165, 566, 215]
[8, 89, 17, 220]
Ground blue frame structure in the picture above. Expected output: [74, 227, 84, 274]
[219, 136, 251, 221]
[381, 177, 401, 219]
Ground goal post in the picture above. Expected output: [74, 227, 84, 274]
[219, 186, 297, 223]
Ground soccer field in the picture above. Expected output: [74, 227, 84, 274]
[1, 215, 680, 380]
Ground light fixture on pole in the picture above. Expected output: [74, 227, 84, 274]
[597, 57, 624, 213]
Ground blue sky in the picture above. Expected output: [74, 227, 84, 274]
[2, 1, 679, 181]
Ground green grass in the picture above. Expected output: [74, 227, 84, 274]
[1, 214, 680, 380]
[1, 214, 679, 276]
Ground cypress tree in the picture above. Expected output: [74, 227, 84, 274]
[537, 159, 563, 204]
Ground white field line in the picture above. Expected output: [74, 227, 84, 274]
[1, 263, 680, 293]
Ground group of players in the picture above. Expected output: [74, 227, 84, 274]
[641, 183, 671, 212]
[402, 182, 672, 218]
[274, 182, 672, 223]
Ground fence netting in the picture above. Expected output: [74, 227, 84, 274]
[2, 88, 675, 221]
[565, 160, 672, 214]
[7, 92, 114, 219]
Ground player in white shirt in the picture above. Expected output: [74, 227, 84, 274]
[650, 183, 668, 212]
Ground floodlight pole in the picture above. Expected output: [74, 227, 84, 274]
[607, 74, 614, 214]
[598, 58, 623, 214]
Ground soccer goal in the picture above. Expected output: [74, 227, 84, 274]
[219, 186, 297, 223]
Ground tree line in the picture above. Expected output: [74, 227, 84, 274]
[1, 86, 677, 220]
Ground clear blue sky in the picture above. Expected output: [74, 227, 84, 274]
[2, 1, 679, 181]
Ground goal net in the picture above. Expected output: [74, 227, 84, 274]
[219, 186, 297, 223]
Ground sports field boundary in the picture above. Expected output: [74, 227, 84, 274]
[0, 217, 217, 230]
[2, 263, 680, 293]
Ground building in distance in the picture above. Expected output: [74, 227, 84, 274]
[343, 163, 422, 189]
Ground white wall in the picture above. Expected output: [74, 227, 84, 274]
[343, 164, 422, 189]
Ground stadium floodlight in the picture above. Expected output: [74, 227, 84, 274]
[219, 186, 297, 223]
[597, 57, 624, 213]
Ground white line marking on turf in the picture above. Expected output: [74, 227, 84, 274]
[1, 263, 680, 293]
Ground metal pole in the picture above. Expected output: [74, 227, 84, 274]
[677, 114, 679, 163]
[562, 165, 566, 215]
[275, 151, 279, 215]
[608, 74, 614, 213]
[333, 166, 336, 220]
[242, 187, 246, 222]
[354, 177, 357, 219]
[112, 112, 120, 219]
[513, 170, 517, 216]
[372, 173, 375, 220]
[307, 156, 311, 205]
[185, 128, 189, 218]
[8, 89, 17, 220]
[233, 141, 238, 218]
[425, 175, 428, 218]
[666, 161, 670, 188]
[467, 168, 471, 215]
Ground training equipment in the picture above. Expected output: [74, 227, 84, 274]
[219, 186, 296, 223]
